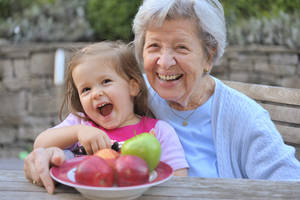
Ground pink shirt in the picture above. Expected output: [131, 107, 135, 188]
[54, 113, 188, 171]
[89, 116, 158, 141]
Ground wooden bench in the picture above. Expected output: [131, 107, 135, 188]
[224, 80, 300, 160]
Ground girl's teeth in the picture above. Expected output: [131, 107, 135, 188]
[98, 103, 113, 116]
[99, 103, 108, 107]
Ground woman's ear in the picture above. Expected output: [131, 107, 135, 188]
[129, 79, 140, 97]
[208, 47, 216, 65]
[206, 47, 216, 71]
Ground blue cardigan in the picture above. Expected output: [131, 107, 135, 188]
[212, 78, 300, 180]
[147, 76, 300, 180]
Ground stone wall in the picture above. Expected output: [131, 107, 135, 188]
[0, 43, 85, 158]
[212, 45, 300, 88]
[0, 43, 299, 158]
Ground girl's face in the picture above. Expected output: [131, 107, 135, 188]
[143, 18, 212, 107]
[72, 57, 140, 129]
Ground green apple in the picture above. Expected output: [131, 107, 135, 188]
[121, 133, 161, 171]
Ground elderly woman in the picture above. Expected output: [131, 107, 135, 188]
[24, 0, 300, 194]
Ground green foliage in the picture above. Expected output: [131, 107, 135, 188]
[227, 12, 300, 49]
[0, 0, 54, 18]
[0, 0, 93, 42]
[0, 0, 299, 46]
[222, 0, 300, 22]
[86, 0, 142, 42]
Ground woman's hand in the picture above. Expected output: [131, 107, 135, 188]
[174, 168, 188, 176]
[23, 147, 65, 194]
[77, 126, 111, 155]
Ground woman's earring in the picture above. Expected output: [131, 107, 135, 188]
[203, 68, 209, 73]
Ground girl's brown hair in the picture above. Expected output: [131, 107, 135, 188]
[59, 41, 153, 121]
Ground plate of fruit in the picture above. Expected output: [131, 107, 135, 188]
[50, 133, 173, 200]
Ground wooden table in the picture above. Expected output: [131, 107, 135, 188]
[1, 169, 300, 200]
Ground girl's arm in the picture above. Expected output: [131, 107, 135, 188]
[34, 125, 111, 154]
[34, 125, 83, 149]
[154, 120, 190, 174]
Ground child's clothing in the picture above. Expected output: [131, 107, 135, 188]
[89, 116, 158, 141]
[54, 113, 189, 171]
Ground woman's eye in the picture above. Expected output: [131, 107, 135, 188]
[177, 45, 187, 50]
[102, 79, 112, 84]
[147, 43, 159, 49]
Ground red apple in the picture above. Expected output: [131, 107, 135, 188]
[75, 156, 114, 187]
[94, 148, 120, 168]
[115, 155, 149, 187]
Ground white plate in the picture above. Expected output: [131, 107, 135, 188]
[50, 156, 173, 200]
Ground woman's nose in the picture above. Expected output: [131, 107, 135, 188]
[157, 50, 176, 69]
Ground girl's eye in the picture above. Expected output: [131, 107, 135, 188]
[102, 79, 112, 85]
[150, 43, 159, 47]
[81, 87, 90, 93]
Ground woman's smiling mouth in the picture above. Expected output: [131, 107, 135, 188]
[157, 73, 183, 81]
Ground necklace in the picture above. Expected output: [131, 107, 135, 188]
[167, 76, 215, 126]
[169, 106, 198, 126]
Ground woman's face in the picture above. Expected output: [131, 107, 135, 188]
[143, 18, 212, 107]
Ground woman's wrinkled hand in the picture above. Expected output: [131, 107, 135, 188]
[23, 147, 65, 194]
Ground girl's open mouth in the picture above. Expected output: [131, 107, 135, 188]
[97, 103, 113, 117]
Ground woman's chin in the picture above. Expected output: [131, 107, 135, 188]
[158, 91, 182, 103]
[156, 77, 180, 87]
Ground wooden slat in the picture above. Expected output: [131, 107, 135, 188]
[143, 177, 300, 199]
[3, 170, 300, 200]
[259, 103, 300, 124]
[275, 124, 300, 145]
[0, 169, 26, 182]
[1, 191, 85, 200]
[224, 80, 300, 148]
[224, 80, 300, 106]
[0, 159, 24, 170]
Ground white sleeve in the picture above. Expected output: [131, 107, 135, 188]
[154, 120, 189, 171]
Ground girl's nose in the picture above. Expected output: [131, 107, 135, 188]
[92, 87, 103, 99]
[157, 50, 176, 69]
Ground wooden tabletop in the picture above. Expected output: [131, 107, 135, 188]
[1, 169, 300, 200]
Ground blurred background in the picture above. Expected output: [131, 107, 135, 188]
[0, 0, 299, 164]
[0, 0, 299, 46]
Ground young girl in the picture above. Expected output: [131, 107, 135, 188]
[34, 41, 188, 175]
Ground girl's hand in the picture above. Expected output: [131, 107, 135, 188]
[77, 126, 111, 155]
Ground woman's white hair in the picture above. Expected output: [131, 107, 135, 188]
[133, 0, 226, 66]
